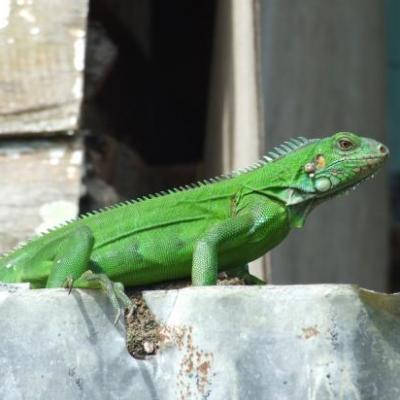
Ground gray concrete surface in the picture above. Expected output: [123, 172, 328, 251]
[1, 285, 399, 399]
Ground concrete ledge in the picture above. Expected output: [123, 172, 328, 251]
[1, 285, 400, 399]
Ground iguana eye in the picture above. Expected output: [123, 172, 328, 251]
[338, 138, 354, 151]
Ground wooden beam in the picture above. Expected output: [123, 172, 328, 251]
[0, 0, 88, 135]
[0, 137, 83, 254]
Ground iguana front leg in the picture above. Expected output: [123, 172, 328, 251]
[43, 225, 132, 320]
[192, 211, 261, 286]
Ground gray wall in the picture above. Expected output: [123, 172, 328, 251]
[260, 0, 389, 290]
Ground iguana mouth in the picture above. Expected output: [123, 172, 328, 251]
[327, 155, 387, 169]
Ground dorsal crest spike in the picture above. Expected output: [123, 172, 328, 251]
[268, 151, 280, 159]
[284, 141, 296, 150]
[275, 147, 286, 156]
[280, 144, 292, 152]
[291, 138, 303, 146]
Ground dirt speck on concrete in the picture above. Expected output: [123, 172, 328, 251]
[125, 275, 245, 358]
[126, 292, 161, 358]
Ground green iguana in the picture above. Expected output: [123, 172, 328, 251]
[0, 132, 389, 320]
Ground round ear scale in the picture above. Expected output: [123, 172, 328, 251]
[315, 177, 332, 192]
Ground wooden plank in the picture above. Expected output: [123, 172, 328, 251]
[0, 137, 83, 254]
[205, 0, 268, 280]
[260, 0, 388, 290]
[0, 0, 88, 134]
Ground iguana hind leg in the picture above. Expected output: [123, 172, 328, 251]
[73, 271, 132, 324]
[45, 225, 94, 288]
[44, 225, 132, 322]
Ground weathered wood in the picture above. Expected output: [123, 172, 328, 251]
[0, 0, 88, 134]
[205, 0, 268, 280]
[0, 137, 83, 254]
[260, 0, 388, 290]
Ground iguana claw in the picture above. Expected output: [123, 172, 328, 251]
[63, 275, 74, 295]
[73, 270, 133, 324]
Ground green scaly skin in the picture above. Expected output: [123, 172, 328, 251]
[0, 132, 389, 320]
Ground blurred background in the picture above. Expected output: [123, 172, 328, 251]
[0, 0, 398, 291]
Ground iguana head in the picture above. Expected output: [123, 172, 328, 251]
[300, 132, 388, 197]
[284, 132, 389, 226]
